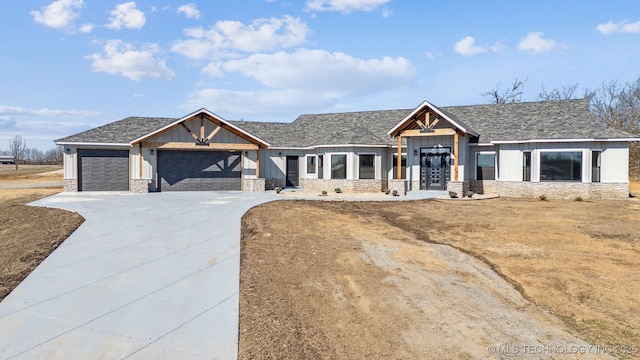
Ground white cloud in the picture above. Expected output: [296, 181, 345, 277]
[517, 32, 558, 53]
[31, 0, 84, 29]
[79, 23, 93, 33]
[177, 3, 201, 19]
[0, 105, 99, 117]
[597, 20, 640, 34]
[186, 49, 415, 115]
[305, 0, 390, 13]
[106, 2, 146, 30]
[219, 49, 414, 92]
[87, 40, 175, 80]
[172, 16, 310, 59]
[454, 36, 488, 57]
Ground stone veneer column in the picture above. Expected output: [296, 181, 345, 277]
[63, 179, 77, 192]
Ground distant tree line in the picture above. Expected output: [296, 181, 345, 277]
[483, 76, 640, 179]
[1, 135, 63, 169]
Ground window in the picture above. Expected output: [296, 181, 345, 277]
[359, 154, 375, 179]
[523, 151, 531, 182]
[331, 154, 346, 179]
[393, 154, 406, 179]
[592, 151, 601, 183]
[540, 152, 582, 181]
[318, 155, 324, 179]
[476, 153, 495, 180]
[306, 155, 316, 174]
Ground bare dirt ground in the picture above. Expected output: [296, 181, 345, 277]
[0, 166, 83, 301]
[240, 189, 640, 359]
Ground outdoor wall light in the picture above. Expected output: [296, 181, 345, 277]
[65, 148, 70, 154]
[150, 149, 154, 155]
[278, 152, 282, 157]
[413, 149, 418, 156]
[244, 151, 248, 156]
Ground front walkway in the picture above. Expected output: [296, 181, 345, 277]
[0, 192, 275, 359]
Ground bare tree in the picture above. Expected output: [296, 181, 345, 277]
[8, 135, 26, 170]
[482, 78, 528, 104]
[538, 83, 579, 101]
[44, 146, 64, 165]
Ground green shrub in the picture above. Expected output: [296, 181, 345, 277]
[538, 194, 548, 201]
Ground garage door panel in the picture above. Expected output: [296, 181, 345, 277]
[78, 150, 129, 191]
[158, 151, 241, 191]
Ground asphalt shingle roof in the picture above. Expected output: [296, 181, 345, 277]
[57, 99, 638, 147]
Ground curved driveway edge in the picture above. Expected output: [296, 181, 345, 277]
[0, 191, 276, 360]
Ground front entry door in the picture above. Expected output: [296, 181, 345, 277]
[420, 152, 450, 190]
[286, 156, 299, 187]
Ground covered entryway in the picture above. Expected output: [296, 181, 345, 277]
[78, 149, 129, 191]
[286, 156, 299, 187]
[420, 149, 450, 190]
[158, 150, 241, 191]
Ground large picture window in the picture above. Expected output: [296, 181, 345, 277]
[358, 154, 375, 179]
[540, 151, 582, 181]
[306, 155, 316, 174]
[331, 154, 347, 179]
[476, 153, 495, 180]
[393, 154, 406, 179]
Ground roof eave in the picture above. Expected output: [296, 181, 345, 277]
[55, 141, 131, 147]
[491, 137, 640, 144]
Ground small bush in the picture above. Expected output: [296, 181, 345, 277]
[575, 196, 583, 202]
[321, 190, 327, 195]
[335, 188, 342, 193]
[538, 194, 548, 201]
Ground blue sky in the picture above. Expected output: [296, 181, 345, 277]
[1, 0, 639, 150]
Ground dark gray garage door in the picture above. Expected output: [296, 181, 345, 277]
[158, 150, 241, 191]
[78, 149, 129, 191]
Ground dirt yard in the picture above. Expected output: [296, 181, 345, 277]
[0, 166, 83, 301]
[240, 195, 640, 359]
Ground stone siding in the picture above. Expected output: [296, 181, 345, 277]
[446, 181, 469, 196]
[265, 178, 286, 190]
[469, 180, 499, 195]
[242, 178, 266, 192]
[387, 179, 407, 196]
[498, 181, 629, 200]
[299, 179, 387, 193]
[130, 179, 154, 193]
[63, 179, 77, 192]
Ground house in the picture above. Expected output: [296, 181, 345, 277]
[56, 99, 639, 199]
[0, 155, 15, 164]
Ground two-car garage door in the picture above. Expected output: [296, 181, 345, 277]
[158, 150, 241, 191]
[78, 149, 242, 191]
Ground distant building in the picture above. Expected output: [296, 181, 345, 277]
[0, 155, 15, 164]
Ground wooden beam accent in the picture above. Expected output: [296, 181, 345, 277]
[454, 132, 459, 181]
[397, 136, 402, 180]
[139, 143, 143, 178]
[256, 149, 260, 178]
[429, 117, 441, 129]
[180, 122, 200, 142]
[415, 119, 426, 130]
[203, 125, 222, 143]
[142, 141, 258, 150]
[200, 115, 205, 140]
[400, 128, 457, 137]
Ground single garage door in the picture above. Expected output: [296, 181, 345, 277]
[158, 150, 241, 191]
[78, 149, 129, 191]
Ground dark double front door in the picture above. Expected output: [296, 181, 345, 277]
[420, 150, 450, 190]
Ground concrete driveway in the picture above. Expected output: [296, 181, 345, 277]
[0, 191, 276, 359]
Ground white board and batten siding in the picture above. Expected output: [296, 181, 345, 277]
[496, 142, 629, 183]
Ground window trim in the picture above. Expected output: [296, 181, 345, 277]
[330, 153, 348, 180]
[306, 155, 316, 175]
[475, 151, 496, 180]
[539, 150, 583, 182]
[357, 153, 376, 180]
